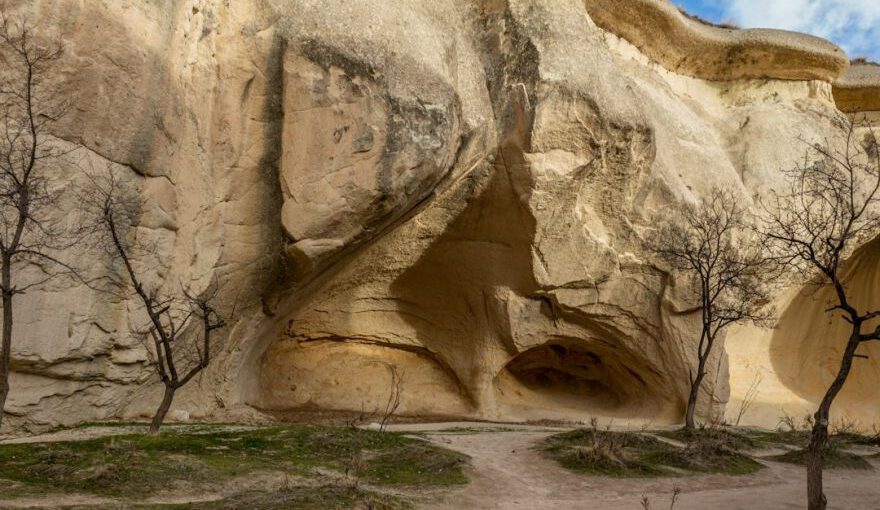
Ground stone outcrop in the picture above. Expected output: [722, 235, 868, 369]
[1, 0, 878, 432]
[582, 0, 849, 82]
[834, 61, 880, 113]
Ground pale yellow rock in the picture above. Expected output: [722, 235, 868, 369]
[1, 0, 878, 433]
[834, 62, 880, 113]
[582, 0, 849, 82]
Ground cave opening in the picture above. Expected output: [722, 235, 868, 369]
[497, 339, 671, 419]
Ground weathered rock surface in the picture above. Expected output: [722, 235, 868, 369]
[1, 0, 877, 432]
[584, 0, 849, 82]
[834, 61, 880, 113]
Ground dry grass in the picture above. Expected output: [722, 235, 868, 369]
[852, 58, 880, 67]
[0, 424, 469, 507]
[767, 446, 874, 471]
[543, 422, 762, 478]
[676, 7, 740, 30]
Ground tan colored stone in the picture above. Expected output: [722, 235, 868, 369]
[582, 0, 849, 82]
[834, 62, 880, 113]
[2, 0, 879, 434]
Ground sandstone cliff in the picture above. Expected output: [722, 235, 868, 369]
[3, 0, 879, 432]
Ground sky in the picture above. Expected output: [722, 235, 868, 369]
[675, 0, 880, 61]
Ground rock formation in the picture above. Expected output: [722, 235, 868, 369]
[834, 60, 880, 115]
[2, 0, 879, 432]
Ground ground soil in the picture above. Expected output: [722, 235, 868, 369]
[2, 421, 880, 509]
[405, 423, 880, 510]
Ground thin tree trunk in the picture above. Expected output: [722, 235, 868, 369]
[0, 258, 13, 430]
[806, 331, 860, 510]
[807, 418, 829, 510]
[684, 347, 710, 431]
[149, 385, 175, 436]
[684, 370, 705, 430]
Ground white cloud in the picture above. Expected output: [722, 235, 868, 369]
[724, 0, 880, 60]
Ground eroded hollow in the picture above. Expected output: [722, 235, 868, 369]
[496, 339, 676, 420]
[770, 237, 880, 423]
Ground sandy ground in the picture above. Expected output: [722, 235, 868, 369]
[3, 422, 880, 509]
[405, 424, 880, 510]
[0, 424, 261, 445]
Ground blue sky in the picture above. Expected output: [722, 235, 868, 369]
[675, 0, 880, 61]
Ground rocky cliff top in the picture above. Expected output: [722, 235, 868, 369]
[584, 0, 849, 82]
[834, 61, 880, 112]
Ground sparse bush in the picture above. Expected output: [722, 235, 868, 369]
[640, 486, 682, 510]
[344, 450, 366, 488]
[851, 57, 880, 67]
[830, 417, 860, 437]
[734, 373, 763, 426]
[667, 438, 761, 475]
[676, 7, 740, 29]
[379, 364, 403, 432]
[659, 426, 756, 451]
[544, 422, 762, 477]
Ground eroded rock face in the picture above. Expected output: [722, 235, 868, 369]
[834, 61, 880, 114]
[583, 0, 849, 82]
[2, 0, 876, 431]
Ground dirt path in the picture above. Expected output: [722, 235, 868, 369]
[412, 426, 880, 510]
[0, 424, 268, 445]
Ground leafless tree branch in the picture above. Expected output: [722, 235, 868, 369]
[650, 188, 776, 430]
[760, 116, 880, 510]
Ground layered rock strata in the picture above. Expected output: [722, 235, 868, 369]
[1, 0, 876, 432]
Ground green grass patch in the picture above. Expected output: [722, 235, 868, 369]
[653, 437, 764, 475]
[364, 442, 469, 486]
[741, 427, 880, 451]
[831, 432, 880, 447]
[543, 428, 763, 478]
[543, 429, 671, 477]
[739, 428, 810, 448]
[0, 425, 469, 500]
[658, 427, 757, 450]
[767, 446, 874, 470]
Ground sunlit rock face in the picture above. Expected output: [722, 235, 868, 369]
[2, 0, 876, 431]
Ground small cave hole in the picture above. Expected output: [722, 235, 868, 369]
[501, 340, 656, 412]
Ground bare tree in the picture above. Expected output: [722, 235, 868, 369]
[733, 372, 763, 427]
[762, 119, 880, 510]
[85, 170, 227, 435]
[651, 189, 773, 430]
[0, 14, 76, 428]
[379, 364, 403, 432]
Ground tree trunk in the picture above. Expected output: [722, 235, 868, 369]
[806, 331, 860, 510]
[684, 372, 703, 430]
[807, 415, 829, 510]
[684, 354, 709, 430]
[0, 259, 14, 430]
[149, 385, 175, 436]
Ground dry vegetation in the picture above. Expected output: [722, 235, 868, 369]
[851, 57, 880, 67]
[541, 422, 763, 478]
[0, 424, 469, 509]
[542, 418, 880, 482]
[676, 7, 740, 30]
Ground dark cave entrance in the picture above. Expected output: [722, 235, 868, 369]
[498, 339, 673, 418]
